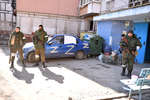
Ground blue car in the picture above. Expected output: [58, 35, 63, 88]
[22, 34, 90, 62]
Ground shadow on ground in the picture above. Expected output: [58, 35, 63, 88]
[38, 67, 64, 84]
[12, 55, 150, 99]
[12, 67, 34, 84]
[0, 46, 9, 56]
[45, 58, 150, 94]
[16, 59, 64, 84]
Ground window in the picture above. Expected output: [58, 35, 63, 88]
[64, 36, 77, 44]
[51, 36, 64, 44]
[80, 0, 94, 6]
[129, 0, 150, 7]
[80, 0, 83, 5]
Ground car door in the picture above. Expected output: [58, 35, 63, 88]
[45, 36, 64, 58]
[62, 36, 78, 57]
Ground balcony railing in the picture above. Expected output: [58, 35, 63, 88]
[129, 0, 150, 8]
[79, 0, 101, 16]
[80, 0, 101, 8]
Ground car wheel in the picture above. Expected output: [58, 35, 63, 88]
[75, 51, 85, 60]
[27, 51, 36, 63]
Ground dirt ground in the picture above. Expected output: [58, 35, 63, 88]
[0, 46, 150, 100]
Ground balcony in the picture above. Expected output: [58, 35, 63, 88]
[79, 1, 101, 17]
[129, 0, 150, 8]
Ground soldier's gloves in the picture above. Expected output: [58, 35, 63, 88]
[136, 46, 140, 50]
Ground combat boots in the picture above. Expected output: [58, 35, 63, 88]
[121, 68, 126, 76]
[42, 62, 46, 69]
[121, 65, 126, 76]
[10, 56, 15, 71]
[22, 60, 26, 67]
[127, 71, 132, 78]
[10, 61, 14, 69]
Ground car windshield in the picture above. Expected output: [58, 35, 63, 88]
[48, 36, 64, 44]
[48, 37, 53, 41]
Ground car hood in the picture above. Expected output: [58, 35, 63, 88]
[23, 42, 35, 53]
[23, 42, 34, 49]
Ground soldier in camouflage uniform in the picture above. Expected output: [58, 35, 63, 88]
[120, 30, 142, 78]
[9, 27, 26, 70]
[33, 25, 48, 68]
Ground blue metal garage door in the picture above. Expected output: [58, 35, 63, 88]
[134, 22, 149, 64]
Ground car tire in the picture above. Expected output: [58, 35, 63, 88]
[75, 51, 85, 60]
[27, 51, 36, 63]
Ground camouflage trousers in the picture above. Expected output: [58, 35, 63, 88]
[35, 48, 45, 63]
[10, 48, 24, 63]
[122, 51, 135, 73]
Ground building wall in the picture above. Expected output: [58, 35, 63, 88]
[101, 0, 129, 13]
[17, 0, 80, 16]
[0, 0, 14, 31]
[80, 19, 90, 32]
[80, 2, 101, 16]
[80, 5, 88, 16]
[0, 0, 15, 45]
[17, 12, 85, 35]
[113, 0, 129, 10]
[16, 0, 90, 35]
